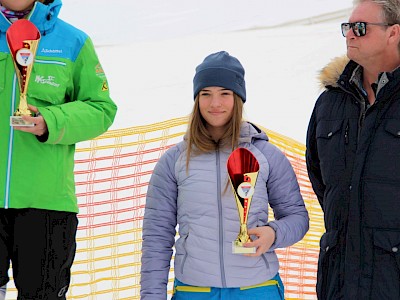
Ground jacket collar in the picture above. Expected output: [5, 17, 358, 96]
[319, 55, 400, 91]
[318, 56, 351, 89]
[239, 121, 269, 145]
[0, 0, 61, 35]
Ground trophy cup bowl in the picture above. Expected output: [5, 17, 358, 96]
[7, 19, 41, 127]
[227, 148, 260, 254]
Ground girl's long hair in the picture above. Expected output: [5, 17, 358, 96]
[185, 93, 243, 169]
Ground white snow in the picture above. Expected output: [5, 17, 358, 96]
[59, 0, 354, 143]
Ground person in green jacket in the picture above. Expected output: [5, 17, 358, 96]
[0, 0, 117, 299]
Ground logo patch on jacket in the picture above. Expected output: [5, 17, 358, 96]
[95, 63, 104, 75]
[35, 75, 60, 87]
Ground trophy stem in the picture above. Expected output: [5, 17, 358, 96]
[14, 93, 31, 116]
[235, 223, 251, 245]
[233, 223, 255, 254]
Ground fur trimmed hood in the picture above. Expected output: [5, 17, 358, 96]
[318, 56, 349, 89]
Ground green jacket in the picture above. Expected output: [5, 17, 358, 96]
[0, 0, 117, 212]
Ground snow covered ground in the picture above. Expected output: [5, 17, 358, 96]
[59, 0, 354, 143]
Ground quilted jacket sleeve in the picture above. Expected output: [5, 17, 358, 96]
[140, 146, 180, 300]
[39, 37, 117, 145]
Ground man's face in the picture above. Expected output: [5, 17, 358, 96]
[346, 1, 391, 66]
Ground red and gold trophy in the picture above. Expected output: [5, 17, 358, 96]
[6, 19, 41, 127]
[227, 148, 260, 254]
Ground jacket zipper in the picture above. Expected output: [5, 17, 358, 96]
[337, 80, 365, 144]
[5, 132, 13, 209]
[216, 148, 227, 287]
[4, 75, 18, 209]
[344, 121, 349, 168]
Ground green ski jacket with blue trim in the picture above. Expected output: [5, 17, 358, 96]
[0, 0, 117, 212]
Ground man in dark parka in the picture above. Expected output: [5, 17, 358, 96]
[306, 0, 400, 299]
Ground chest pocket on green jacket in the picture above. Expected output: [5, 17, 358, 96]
[0, 52, 7, 91]
[27, 59, 69, 105]
[316, 119, 345, 183]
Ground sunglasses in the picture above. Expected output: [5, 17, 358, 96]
[341, 22, 395, 37]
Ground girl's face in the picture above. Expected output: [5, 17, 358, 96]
[0, 0, 36, 11]
[199, 86, 235, 140]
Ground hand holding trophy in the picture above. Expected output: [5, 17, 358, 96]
[227, 147, 260, 254]
[7, 19, 41, 127]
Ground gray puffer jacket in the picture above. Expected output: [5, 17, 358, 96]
[140, 122, 309, 299]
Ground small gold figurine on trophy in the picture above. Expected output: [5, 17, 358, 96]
[227, 148, 260, 254]
[6, 19, 41, 127]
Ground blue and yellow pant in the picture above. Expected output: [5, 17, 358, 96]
[172, 273, 284, 300]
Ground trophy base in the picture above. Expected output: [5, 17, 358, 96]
[232, 241, 256, 254]
[10, 116, 34, 127]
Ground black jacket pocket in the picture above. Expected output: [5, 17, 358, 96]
[316, 119, 345, 183]
[370, 230, 400, 298]
[317, 230, 341, 299]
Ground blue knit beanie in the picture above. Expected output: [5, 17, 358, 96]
[193, 51, 246, 102]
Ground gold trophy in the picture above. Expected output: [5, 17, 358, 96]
[6, 19, 41, 127]
[227, 148, 260, 254]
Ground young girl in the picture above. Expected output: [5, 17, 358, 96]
[140, 51, 309, 299]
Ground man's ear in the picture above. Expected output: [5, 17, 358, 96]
[386, 24, 400, 51]
[388, 24, 400, 41]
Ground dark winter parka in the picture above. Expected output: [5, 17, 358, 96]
[306, 56, 400, 300]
